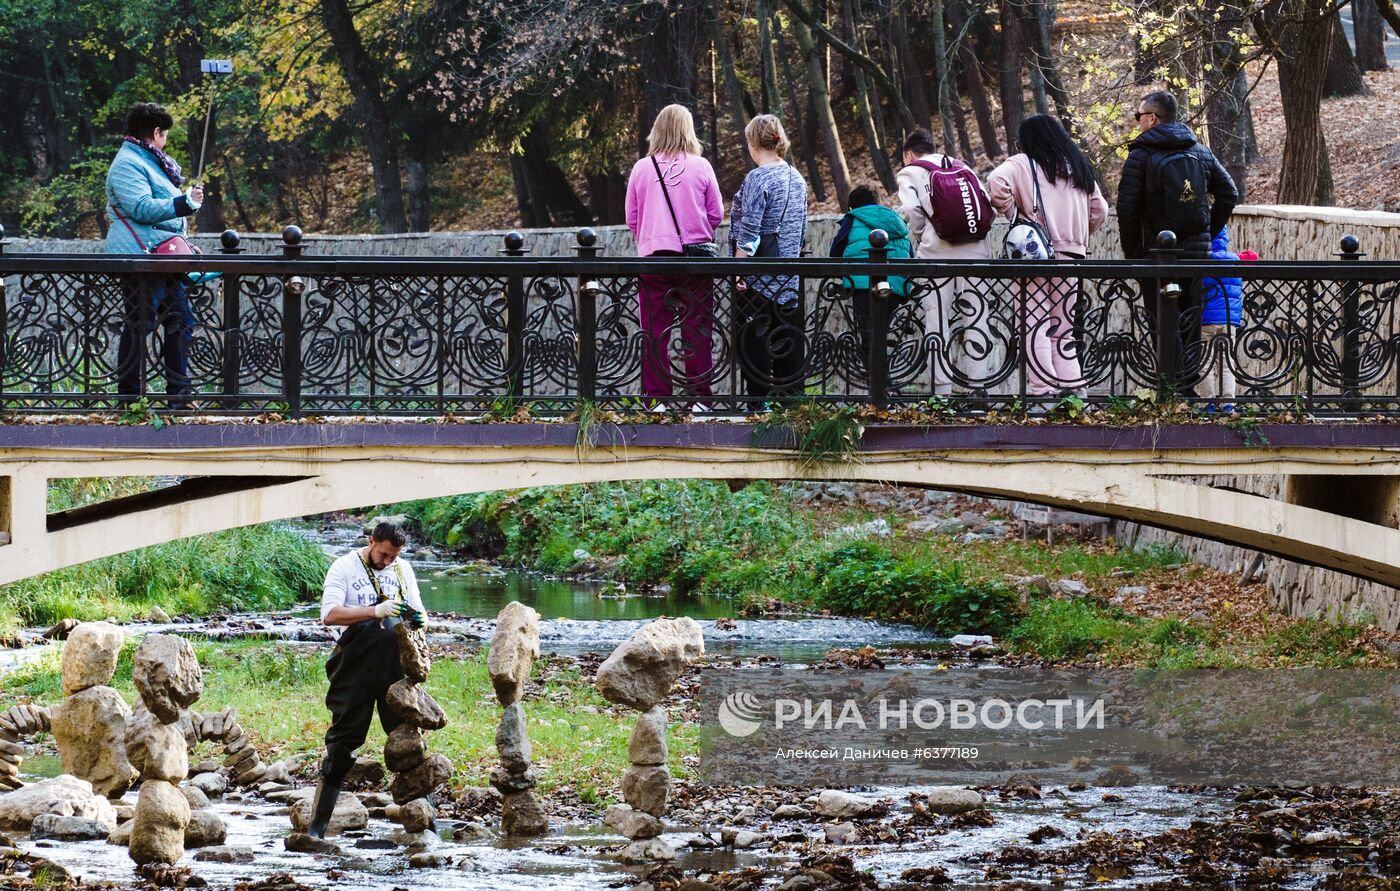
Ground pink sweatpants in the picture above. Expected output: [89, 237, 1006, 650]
[1023, 273, 1081, 396]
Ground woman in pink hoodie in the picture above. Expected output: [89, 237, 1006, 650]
[625, 104, 724, 408]
[987, 115, 1108, 398]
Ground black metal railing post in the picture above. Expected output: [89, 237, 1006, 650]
[280, 226, 304, 417]
[1338, 234, 1365, 400]
[219, 229, 243, 410]
[866, 229, 891, 409]
[500, 231, 527, 401]
[1152, 230, 1180, 398]
[574, 228, 600, 404]
[0, 224, 7, 379]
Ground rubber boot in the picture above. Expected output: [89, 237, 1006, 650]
[306, 776, 343, 839]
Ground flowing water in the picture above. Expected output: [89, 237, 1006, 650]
[1, 522, 1233, 889]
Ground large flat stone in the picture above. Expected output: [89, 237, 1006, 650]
[386, 680, 446, 730]
[0, 775, 117, 831]
[289, 793, 368, 835]
[595, 618, 704, 710]
[389, 754, 452, 805]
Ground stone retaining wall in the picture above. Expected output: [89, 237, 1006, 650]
[8, 204, 1397, 259]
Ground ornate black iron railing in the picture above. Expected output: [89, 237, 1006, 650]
[2, 226, 1398, 417]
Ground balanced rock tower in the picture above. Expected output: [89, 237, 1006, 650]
[487, 601, 546, 836]
[595, 617, 703, 862]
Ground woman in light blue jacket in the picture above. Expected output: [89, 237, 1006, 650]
[106, 102, 204, 401]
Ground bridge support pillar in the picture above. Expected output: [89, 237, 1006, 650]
[1285, 474, 1400, 529]
[0, 472, 44, 548]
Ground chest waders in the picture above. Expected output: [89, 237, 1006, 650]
[306, 556, 407, 839]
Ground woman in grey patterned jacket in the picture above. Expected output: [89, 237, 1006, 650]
[731, 115, 808, 403]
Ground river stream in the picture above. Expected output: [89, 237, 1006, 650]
[1, 522, 1249, 889]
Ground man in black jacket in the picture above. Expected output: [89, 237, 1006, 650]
[1117, 91, 1239, 392]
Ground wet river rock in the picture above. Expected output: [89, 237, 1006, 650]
[389, 753, 452, 805]
[500, 790, 548, 836]
[290, 793, 368, 835]
[49, 685, 137, 799]
[386, 679, 446, 730]
[495, 703, 532, 773]
[488, 601, 540, 706]
[595, 617, 704, 710]
[399, 798, 434, 833]
[132, 635, 203, 723]
[620, 764, 670, 816]
[384, 724, 427, 773]
[128, 779, 190, 866]
[395, 622, 431, 683]
[0, 775, 117, 831]
[124, 701, 190, 783]
[183, 810, 227, 848]
[60, 622, 124, 695]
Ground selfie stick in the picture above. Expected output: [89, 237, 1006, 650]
[194, 59, 234, 187]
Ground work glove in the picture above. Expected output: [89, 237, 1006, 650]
[373, 599, 409, 620]
[405, 608, 426, 629]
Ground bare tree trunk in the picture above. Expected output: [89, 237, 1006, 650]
[845, 0, 899, 190]
[319, 0, 407, 233]
[929, 0, 958, 150]
[774, 16, 828, 202]
[1377, 0, 1400, 37]
[1324, 14, 1368, 95]
[999, 0, 1026, 152]
[1354, 0, 1390, 70]
[893, 6, 934, 132]
[783, 0, 920, 129]
[1257, 0, 1334, 204]
[1206, 0, 1250, 200]
[793, 14, 853, 206]
[405, 158, 431, 232]
[948, 0, 1003, 159]
[640, 0, 701, 154]
[707, 0, 755, 168]
[1017, 0, 1075, 131]
[758, 0, 780, 112]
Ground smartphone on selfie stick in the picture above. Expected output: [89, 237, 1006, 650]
[193, 59, 234, 194]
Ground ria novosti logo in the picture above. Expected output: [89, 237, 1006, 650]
[717, 691, 765, 737]
[716, 691, 1106, 737]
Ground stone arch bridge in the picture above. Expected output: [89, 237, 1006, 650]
[3, 421, 1400, 590]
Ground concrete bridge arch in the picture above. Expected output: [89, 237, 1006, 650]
[2, 422, 1400, 595]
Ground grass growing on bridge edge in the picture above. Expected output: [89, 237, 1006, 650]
[0, 525, 328, 639]
[0, 640, 679, 800]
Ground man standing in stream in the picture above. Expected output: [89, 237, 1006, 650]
[306, 520, 427, 839]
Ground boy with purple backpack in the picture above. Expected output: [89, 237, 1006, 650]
[896, 129, 995, 397]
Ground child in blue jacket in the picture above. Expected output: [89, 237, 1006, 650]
[1199, 227, 1256, 406]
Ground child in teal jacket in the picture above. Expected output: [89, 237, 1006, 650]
[829, 184, 913, 296]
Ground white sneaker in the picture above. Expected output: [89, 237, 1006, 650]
[691, 403, 709, 414]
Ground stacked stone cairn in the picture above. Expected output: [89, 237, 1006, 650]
[486, 601, 546, 836]
[124, 634, 204, 866]
[48, 622, 139, 801]
[384, 620, 451, 843]
[595, 617, 704, 862]
[188, 706, 268, 789]
[0, 705, 49, 793]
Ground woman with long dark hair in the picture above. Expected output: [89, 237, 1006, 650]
[987, 114, 1108, 398]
